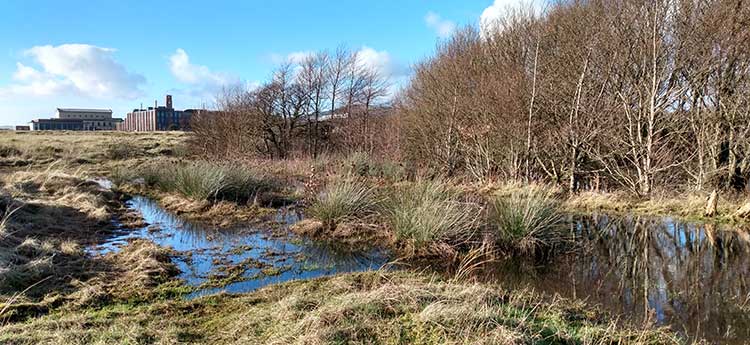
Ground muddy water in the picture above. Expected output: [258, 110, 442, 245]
[487, 214, 750, 344]
[91, 196, 389, 298]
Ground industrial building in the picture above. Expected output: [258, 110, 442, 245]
[118, 95, 197, 131]
[30, 108, 122, 131]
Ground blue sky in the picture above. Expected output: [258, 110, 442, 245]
[0, 0, 525, 125]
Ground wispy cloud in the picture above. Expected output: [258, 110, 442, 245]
[425, 11, 456, 38]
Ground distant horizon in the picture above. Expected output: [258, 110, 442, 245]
[0, 0, 543, 126]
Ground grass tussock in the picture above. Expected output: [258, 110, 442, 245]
[0, 271, 679, 345]
[309, 177, 379, 229]
[121, 160, 282, 203]
[386, 179, 482, 252]
[105, 140, 142, 160]
[0, 144, 22, 158]
[489, 185, 566, 255]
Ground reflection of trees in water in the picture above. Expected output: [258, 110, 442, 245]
[572, 214, 750, 341]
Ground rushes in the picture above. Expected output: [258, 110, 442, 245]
[126, 161, 280, 202]
[309, 178, 379, 228]
[386, 180, 481, 248]
[489, 186, 565, 255]
[173, 163, 227, 200]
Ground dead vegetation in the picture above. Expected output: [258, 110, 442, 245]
[0, 271, 679, 345]
[0, 167, 181, 323]
[0, 131, 189, 174]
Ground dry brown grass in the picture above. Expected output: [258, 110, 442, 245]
[0, 131, 189, 175]
[0, 271, 680, 345]
[565, 189, 747, 223]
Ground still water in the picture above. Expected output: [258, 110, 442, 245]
[487, 214, 750, 344]
[94, 196, 749, 343]
[91, 196, 389, 299]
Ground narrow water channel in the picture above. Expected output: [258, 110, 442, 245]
[91, 196, 389, 299]
[92, 195, 749, 343]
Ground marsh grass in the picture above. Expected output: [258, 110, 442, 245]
[128, 161, 281, 202]
[385, 179, 481, 250]
[105, 141, 142, 160]
[0, 271, 681, 344]
[309, 177, 379, 228]
[0, 144, 22, 158]
[340, 151, 406, 181]
[489, 185, 566, 255]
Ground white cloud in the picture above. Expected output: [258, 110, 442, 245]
[355, 46, 397, 76]
[169, 48, 233, 87]
[425, 11, 456, 38]
[168, 49, 238, 103]
[0, 44, 145, 99]
[480, 0, 544, 34]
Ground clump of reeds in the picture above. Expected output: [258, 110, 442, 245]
[127, 160, 281, 202]
[385, 179, 481, 249]
[342, 151, 372, 177]
[488, 185, 566, 255]
[308, 178, 379, 229]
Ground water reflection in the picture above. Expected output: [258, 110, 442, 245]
[488, 214, 750, 343]
[91, 196, 389, 298]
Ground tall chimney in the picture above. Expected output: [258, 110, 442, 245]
[166, 95, 173, 109]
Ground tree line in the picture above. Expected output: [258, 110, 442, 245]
[401, 0, 750, 195]
[193, 0, 750, 196]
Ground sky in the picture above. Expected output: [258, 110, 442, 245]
[0, 0, 535, 126]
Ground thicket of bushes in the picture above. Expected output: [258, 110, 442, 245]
[401, 0, 750, 195]
[191, 0, 750, 198]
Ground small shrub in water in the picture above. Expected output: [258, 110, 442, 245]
[489, 186, 565, 255]
[386, 179, 480, 248]
[309, 178, 378, 228]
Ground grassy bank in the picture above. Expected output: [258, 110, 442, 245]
[0, 131, 188, 174]
[0, 271, 678, 345]
[113, 159, 294, 227]
[0, 168, 182, 323]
